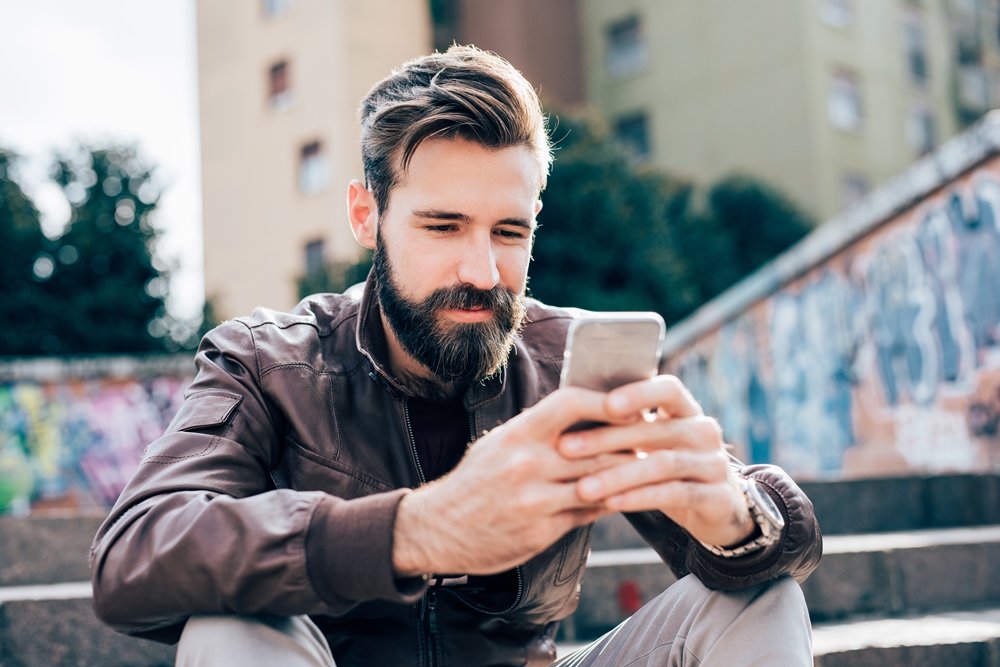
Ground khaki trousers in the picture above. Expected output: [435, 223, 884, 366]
[177, 574, 812, 667]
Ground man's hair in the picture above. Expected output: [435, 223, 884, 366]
[359, 45, 551, 215]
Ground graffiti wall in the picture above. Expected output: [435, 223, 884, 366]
[669, 157, 1000, 479]
[0, 357, 193, 515]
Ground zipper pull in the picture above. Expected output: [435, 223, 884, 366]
[428, 591, 438, 635]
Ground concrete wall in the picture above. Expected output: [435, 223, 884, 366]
[665, 117, 1000, 480]
[0, 356, 193, 515]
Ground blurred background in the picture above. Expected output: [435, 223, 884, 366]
[5, 0, 1000, 514]
[6, 2, 1000, 664]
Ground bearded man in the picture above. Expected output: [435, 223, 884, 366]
[92, 46, 821, 667]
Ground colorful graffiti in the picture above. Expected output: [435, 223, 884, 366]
[669, 162, 1000, 479]
[0, 367, 191, 515]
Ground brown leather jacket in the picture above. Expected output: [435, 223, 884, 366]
[90, 276, 822, 667]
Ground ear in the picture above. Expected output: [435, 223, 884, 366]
[348, 180, 378, 249]
[535, 199, 543, 215]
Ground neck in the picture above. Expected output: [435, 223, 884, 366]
[379, 311, 462, 401]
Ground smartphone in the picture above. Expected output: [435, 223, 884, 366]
[559, 312, 666, 392]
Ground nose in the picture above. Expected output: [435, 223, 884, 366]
[456, 230, 500, 290]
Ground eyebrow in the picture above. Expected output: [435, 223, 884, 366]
[412, 209, 536, 230]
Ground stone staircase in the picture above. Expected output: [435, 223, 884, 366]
[0, 515, 175, 667]
[1, 474, 998, 666]
[558, 473, 1000, 666]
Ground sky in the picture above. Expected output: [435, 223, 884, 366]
[0, 0, 203, 319]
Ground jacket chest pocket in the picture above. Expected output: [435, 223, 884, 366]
[273, 435, 394, 499]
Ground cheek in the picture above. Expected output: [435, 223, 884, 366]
[498, 246, 531, 291]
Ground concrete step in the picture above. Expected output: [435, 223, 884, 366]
[0, 515, 104, 586]
[559, 607, 1000, 666]
[0, 584, 174, 667]
[564, 525, 1000, 640]
[799, 473, 1000, 536]
[812, 606, 1000, 667]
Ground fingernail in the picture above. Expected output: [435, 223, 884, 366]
[563, 436, 583, 453]
[608, 394, 629, 414]
[580, 477, 602, 497]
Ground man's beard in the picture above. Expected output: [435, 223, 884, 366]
[373, 234, 526, 388]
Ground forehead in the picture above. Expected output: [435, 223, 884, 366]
[389, 138, 542, 212]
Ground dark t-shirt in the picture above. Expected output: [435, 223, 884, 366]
[407, 394, 469, 482]
[407, 393, 519, 602]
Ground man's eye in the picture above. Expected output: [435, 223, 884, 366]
[495, 229, 525, 239]
[427, 225, 456, 232]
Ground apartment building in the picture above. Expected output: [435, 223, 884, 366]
[197, 0, 431, 318]
[580, 0, 1000, 219]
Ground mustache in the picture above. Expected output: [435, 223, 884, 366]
[421, 283, 519, 314]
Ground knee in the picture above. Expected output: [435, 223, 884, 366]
[178, 615, 262, 665]
[755, 576, 809, 617]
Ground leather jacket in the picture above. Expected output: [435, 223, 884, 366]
[90, 275, 822, 667]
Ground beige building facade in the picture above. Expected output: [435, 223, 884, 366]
[579, 0, 987, 220]
[197, 0, 431, 319]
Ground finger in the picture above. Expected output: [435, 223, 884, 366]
[605, 375, 703, 420]
[556, 506, 614, 533]
[559, 415, 724, 458]
[551, 451, 643, 482]
[514, 387, 636, 441]
[522, 479, 608, 514]
[602, 480, 731, 514]
[576, 450, 729, 502]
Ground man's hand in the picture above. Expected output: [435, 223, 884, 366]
[392, 387, 638, 577]
[557, 375, 755, 549]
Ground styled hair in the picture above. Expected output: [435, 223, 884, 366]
[359, 45, 551, 215]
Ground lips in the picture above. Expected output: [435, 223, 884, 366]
[443, 307, 494, 323]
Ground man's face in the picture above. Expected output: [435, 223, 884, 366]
[369, 137, 542, 385]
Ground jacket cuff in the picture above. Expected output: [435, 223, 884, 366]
[686, 465, 822, 590]
[305, 490, 428, 606]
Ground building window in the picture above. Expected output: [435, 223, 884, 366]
[268, 60, 293, 111]
[299, 141, 331, 195]
[606, 15, 649, 79]
[262, 0, 292, 19]
[841, 173, 870, 209]
[615, 112, 652, 161]
[906, 104, 936, 155]
[820, 0, 854, 29]
[304, 239, 325, 276]
[957, 65, 991, 112]
[902, 8, 929, 86]
[828, 71, 863, 132]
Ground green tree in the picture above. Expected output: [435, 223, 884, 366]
[529, 116, 694, 322]
[0, 150, 52, 355]
[0, 144, 183, 356]
[530, 116, 813, 324]
[32, 145, 169, 354]
[297, 252, 373, 300]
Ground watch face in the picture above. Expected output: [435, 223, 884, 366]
[752, 482, 785, 531]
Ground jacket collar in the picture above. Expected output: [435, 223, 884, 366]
[354, 269, 507, 410]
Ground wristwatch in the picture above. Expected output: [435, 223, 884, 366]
[700, 476, 785, 558]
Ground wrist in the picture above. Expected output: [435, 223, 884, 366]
[392, 491, 434, 577]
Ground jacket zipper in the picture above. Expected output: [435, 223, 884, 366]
[402, 398, 427, 485]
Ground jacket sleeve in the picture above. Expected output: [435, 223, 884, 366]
[624, 463, 822, 590]
[89, 320, 426, 643]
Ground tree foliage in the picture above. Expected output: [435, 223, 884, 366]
[529, 116, 813, 324]
[0, 144, 212, 356]
[297, 252, 373, 301]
